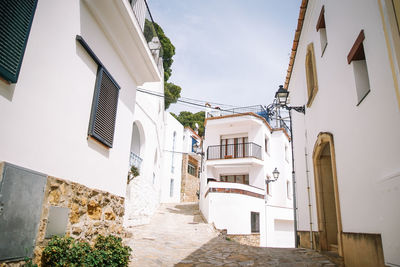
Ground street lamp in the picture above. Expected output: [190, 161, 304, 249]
[268, 85, 306, 248]
[275, 85, 289, 106]
[266, 167, 280, 184]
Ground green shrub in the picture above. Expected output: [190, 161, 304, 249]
[41, 235, 132, 267]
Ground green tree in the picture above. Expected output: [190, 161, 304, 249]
[154, 22, 175, 82]
[154, 22, 181, 109]
[164, 82, 181, 109]
[171, 111, 205, 136]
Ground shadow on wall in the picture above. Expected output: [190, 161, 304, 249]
[166, 203, 204, 223]
[174, 236, 334, 266]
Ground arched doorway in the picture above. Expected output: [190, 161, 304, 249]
[130, 121, 145, 170]
[313, 133, 343, 256]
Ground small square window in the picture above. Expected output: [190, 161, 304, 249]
[347, 30, 370, 105]
[316, 6, 328, 56]
[287, 180, 292, 199]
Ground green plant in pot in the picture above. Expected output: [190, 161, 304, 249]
[127, 165, 140, 184]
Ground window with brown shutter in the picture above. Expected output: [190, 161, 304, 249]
[347, 30, 371, 105]
[77, 36, 121, 148]
[316, 6, 328, 55]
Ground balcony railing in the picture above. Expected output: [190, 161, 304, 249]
[207, 142, 262, 160]
[130, 152, 143, 170]
[129, 0, 164, 75]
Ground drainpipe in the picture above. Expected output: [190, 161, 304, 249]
[288, 110, 298, 247]
[304, 141, 314, 249]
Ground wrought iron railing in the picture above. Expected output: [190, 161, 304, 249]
[206, 142, 262, 160]
[130, 152, 143, 170]
[129, 0, 164, 75]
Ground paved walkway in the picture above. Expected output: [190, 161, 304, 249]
[125, 203, 337, 267]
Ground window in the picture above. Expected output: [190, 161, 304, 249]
[188, 162, 197, 176]
[0, 0, 38, 83]
[220, 174, 249, 185]
[88, 67, 120, 147]
[305, 43, 319, 107]
[265, 178, 272, 196]
[171, 131, 176, 173]
[347, 30, 370, 105]
[316, 6, 328, 55]
[170, 179, 174, 197]
[287, 180, 292, 199]
[285, 144, 289, 162]
[220, 136, 248, 158]
[77, 36, 121, 148]
[251, 212, 260, 233]
[264, 136, 269, 154]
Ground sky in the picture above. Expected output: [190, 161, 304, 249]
[148, 0, 300, 114]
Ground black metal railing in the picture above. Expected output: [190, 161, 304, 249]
[129, 0, 164, 75]
[207, 142, 262, 160]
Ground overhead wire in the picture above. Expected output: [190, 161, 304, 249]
[136, 87, 243, 113]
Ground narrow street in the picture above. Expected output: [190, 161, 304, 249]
[125, 203, 337, 267]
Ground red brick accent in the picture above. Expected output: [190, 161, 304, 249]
[205, 187, 264, 199]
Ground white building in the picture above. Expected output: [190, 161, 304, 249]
[124, 80, 165, 226]
[0, 0, 163, 263]
[286, 0, 400, 266]
[160, 113, 184, 203]
[199, 112, 294, 247]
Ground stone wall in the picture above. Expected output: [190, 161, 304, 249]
[180, 154, 200, 202]
[32, 176, 125, 265]
[226, 234, 260, 247]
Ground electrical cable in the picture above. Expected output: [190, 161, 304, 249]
[136, 88, 242, 113]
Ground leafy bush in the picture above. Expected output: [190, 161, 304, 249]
[23, 257, 38, 267]
[41, 235, 131, 267]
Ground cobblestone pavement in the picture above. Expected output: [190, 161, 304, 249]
[125, 203, 337, 267]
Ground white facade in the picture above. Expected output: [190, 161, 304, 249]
[124, 81, 165, 226]
[287, 0, 400, 265]
[0, 0, 162, 197]
[199, 113, 294, 247]
[160, 113, 184, 203]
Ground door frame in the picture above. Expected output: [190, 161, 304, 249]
[312, 132, 343, 256]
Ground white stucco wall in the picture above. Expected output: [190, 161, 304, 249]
[0, 0, 159, 197]
[288, 0, 400, 264]
[124, 81, 164, 226]
[160, 113, 183, 203]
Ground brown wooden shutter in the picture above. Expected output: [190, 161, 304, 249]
[347, 30, 365, 64]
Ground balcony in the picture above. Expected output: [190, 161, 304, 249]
[83, 0, 163, 84]
[130, 0, 164, 75]
[130, 152, 143, 170]
[206, 142, 262, 160]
